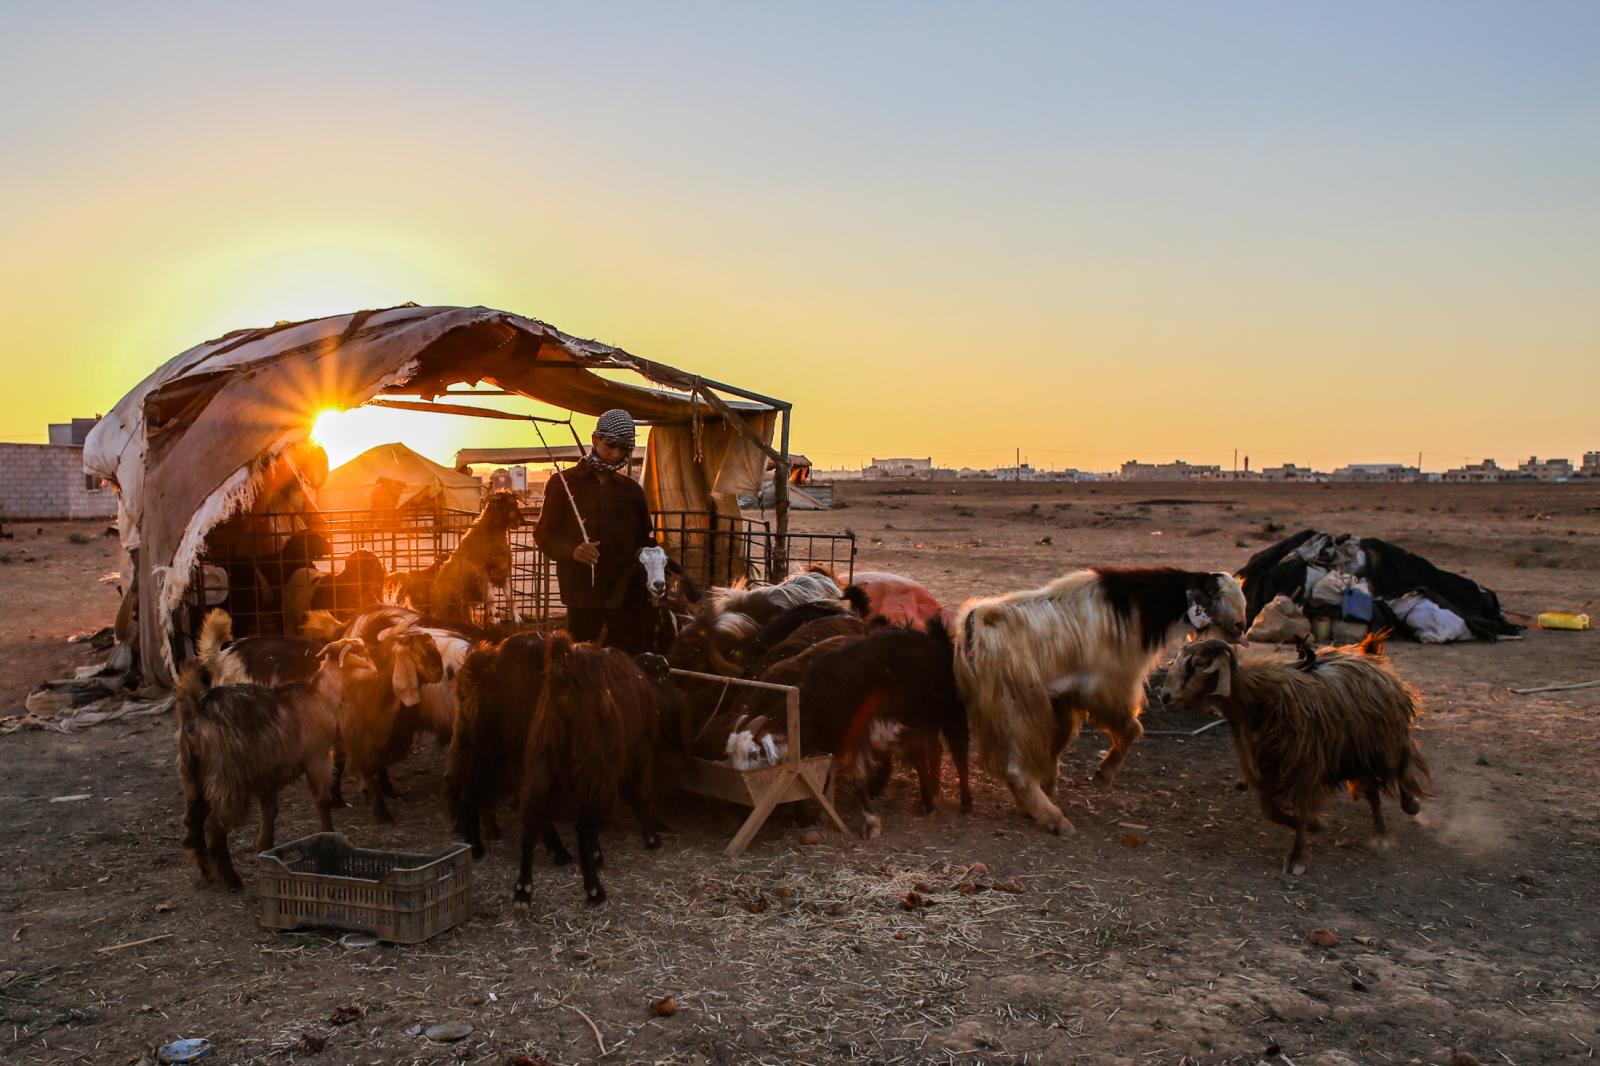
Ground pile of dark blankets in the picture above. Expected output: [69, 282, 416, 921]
[1238, 529, 1523, 644]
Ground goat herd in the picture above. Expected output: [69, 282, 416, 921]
[174, 551, 1431, 909]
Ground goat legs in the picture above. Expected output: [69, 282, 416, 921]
[1262, 790, 1316, 875]
[513, 802, 552, 909]
[254, 792, 279, 853]
[912, 738, 942, 815]
[1364, 783, 1391, 848]
[1003, 759, 1074, 835]
[305, 759, 335, 833]
[205, 815, 242, 891]
[329, 749, 348, 807]
[621, 778, 663, 850]
[575, 814, 606, 905]
[945, 722, 973, 813]
[181, 777, 211, 878]
[1092, 711, 1144, 788]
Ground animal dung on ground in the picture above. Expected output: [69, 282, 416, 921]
[650, 996, 678, 1017]
[1307, 928, 1340, 948]
[1121, 832, 1143, 848]
[328, 1005, 364, 1025]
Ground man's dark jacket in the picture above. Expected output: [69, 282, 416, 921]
[533, 463, 654, 609]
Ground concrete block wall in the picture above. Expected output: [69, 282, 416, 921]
[0, 443, 117, 521]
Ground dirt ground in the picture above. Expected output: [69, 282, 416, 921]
[2, 482, 1598, 1065]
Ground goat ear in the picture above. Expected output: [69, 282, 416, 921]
[674, 565, 702, 604]
[1203, 656, 1231, 698]
[392, 648, 421, 706]
[747, 715, 768, 735]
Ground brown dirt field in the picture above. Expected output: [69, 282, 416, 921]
[2, 482, 1598, 1065]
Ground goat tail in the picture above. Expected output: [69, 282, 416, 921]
[174, 661, 210, 724]
[1358, 629, 1393, 659]
[197, 609, 233, 665]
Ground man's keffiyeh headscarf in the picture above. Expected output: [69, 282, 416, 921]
[583, 408, 636, 473]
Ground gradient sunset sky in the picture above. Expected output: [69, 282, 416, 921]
[2, 3, 1595, 473]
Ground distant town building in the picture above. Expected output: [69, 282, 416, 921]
[1516, 456, 1574, 481]
[1261, 463, 1323, 482]
[1443, 459, 1505, 483]
[1119, 460, 1223, 481]
[1330, 463, 1421, 483]
[993, 463, 1039, 481]
[1, 417, 117, 521]
[1581, 451, 1600, 478]
[865, 457, 934, 479]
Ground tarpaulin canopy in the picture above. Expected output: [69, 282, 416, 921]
[83, 304, 788, 685]
[317, 442, 483, 514]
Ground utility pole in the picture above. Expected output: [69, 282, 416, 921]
[1016, 446, 1021, 482]
[1233, 448, 1238, 481]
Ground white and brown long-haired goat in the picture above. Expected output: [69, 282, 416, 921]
[953, 567, 1248, 835]
[175, 638, 377, 889]
[1161, 635, 1430, 874]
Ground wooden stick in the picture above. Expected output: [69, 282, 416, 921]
[572, 1005, 607, 1056]
[1510, 679, 1600, 695]
[95, 933, 173, 955]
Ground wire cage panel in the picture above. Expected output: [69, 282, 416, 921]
[182, 505, 855, 642]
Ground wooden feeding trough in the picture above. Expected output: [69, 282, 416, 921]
[659, 668, 850, 856]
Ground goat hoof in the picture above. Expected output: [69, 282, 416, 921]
[1284, 859, 1307, 876]
[644, 834, 662, 850]
[1048, 817, 1076, 836]
[1369, 834, 1393, 853]
[585, 886, 607, 906]
[592, 850, 604, 869]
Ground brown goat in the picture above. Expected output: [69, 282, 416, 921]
[429, 491, 523, 623]
[175, 638, 376, 889]
[445, 631, 553, 857]
[332, 608, 447, 822]
[513, 635, 663, 906]
[796, 619, 971, 836]
[1162, 636, 1430, 874]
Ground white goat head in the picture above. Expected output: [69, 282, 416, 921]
[638, 545, 670, 603]
[725, 714, 787, 770]
[1186, 572, 1249, 642]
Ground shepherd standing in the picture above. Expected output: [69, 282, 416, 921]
[534, 409, 655, 653]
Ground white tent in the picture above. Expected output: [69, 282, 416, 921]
[317, 442, 482, 513]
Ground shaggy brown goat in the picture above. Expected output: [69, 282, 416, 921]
[445, 631, 554, 857]
[1162, 635, 1430, 874]
[175, 638, 376, 889]
[513, 635, 663, 906]
[428, 491, 524, 623]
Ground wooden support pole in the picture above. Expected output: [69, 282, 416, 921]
[692, 384, 784, 465]
[773, 404, 792, 576]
